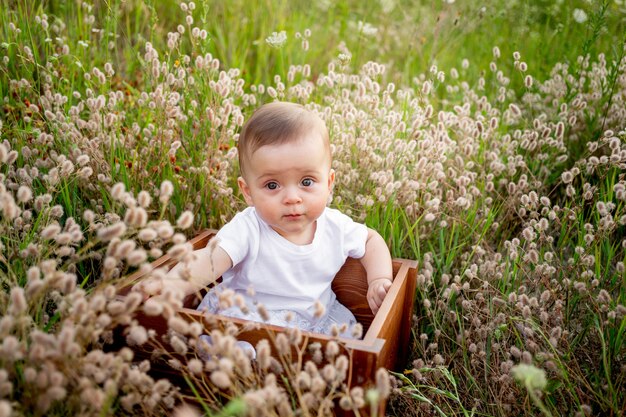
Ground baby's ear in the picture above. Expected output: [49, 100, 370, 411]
[238, 176, 254, 206]
[327, 169, 335, 191]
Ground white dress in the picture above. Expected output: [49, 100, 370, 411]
[196, 207, 368, 337]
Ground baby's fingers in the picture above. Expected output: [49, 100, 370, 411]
[368, 297, 380, 315]
[374, 280, 392, 300]
[373, 285, 387, 304]
[367, 284, 387, 314]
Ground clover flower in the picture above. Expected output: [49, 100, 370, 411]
[573, 9, 588, 23]
[265, 31, 287, 48]
[356, 21, 378, 37]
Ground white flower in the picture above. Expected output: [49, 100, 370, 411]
[316, 0, 332, 11]
[265, 31, 287, 49]
[573, 8, 588, 23]
[338, 53, 352, 66]
[511, 364, 547, 391]
[17, 186, 32, 203]
[357, 21, 378, 37]
[380, 0, 395, 13]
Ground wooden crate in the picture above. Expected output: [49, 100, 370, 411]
[115, 229, 418, 412]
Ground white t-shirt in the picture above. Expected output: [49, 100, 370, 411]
[211, 206, 368, 320]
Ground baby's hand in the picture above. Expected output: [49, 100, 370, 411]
[367, 278, 392, 315]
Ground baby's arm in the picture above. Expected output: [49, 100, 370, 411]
[136, 241, 233, 299]
[360, 228, 393, 314]
[168, 243, 232, 293]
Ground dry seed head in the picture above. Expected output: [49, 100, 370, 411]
[339, 395, 353, 410]
[97, 222, 127, 242]
[286, 326, 302, 345]
[305, 359, 319, 377]
[264, 372, 278, 389]
[349, 386, 365, 408]
[0, 144, 8, 163]
[375, 368, 391, 398]
[127, 207, 148, 227]
[311, 375, 327, 394]
[110, 182, 125, 201]
[173, 404, 201, 417]
[17, 186, 33, 203]
[83, 209, 95, 224]
[160, 180, 174, 203]
[157, 223, 174, 239]
[256, 339, 271, 370]
[561, 170, 575, 184]
[27, 266, 40, 283]
[8, 287, 27, 315]
[171, 335, 188, 355]
[209, 370, 231, 389]
[312, 348, 323, 364]
[167, 243, 191, 261]
[433, 354, 445, 365]
[127, 249, 147, 266]
[275, 333, 290, 356]
[41, 223, 61, 240]
[322, 364, 337, 382]
[335, 355, 349, 375]
[126, 325, 148, 346]
[510, 346, 521, 358]
[176, 210, 194, 229]
[168, 316, 189, 334]
[138, 228, 157, 241]
[297, 371, 311, 390]
[242, 391, 266, 410]
[325, 340, 339, 359]
[524, 75, 533, 88]
[313, 300, 325, 318]
[115, 239, 136, 258]
[597, 289, 611, 304]
[137, 190, 152, 208]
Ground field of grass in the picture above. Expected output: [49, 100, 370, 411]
[1, 0, 625, 416]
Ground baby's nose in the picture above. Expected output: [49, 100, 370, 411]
[283, 187, 303, 204]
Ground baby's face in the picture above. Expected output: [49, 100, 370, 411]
[238, 132, 334, 244]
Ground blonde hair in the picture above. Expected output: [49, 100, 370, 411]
[237, 102, 330, 176]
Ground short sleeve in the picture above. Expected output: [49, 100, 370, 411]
[215, 208, 257, 266]
[343, 219, 368, 259]
[324, 208, 368, 259]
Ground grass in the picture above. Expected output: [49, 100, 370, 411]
[1, 0, 626, 416]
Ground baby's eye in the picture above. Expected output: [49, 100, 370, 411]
[265, 182, 279, 190]
[301, 178, 314, 187]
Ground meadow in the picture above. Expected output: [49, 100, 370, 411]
[0, 0, 625, 416]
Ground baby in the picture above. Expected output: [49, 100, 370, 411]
[161, 101, 392, 336]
